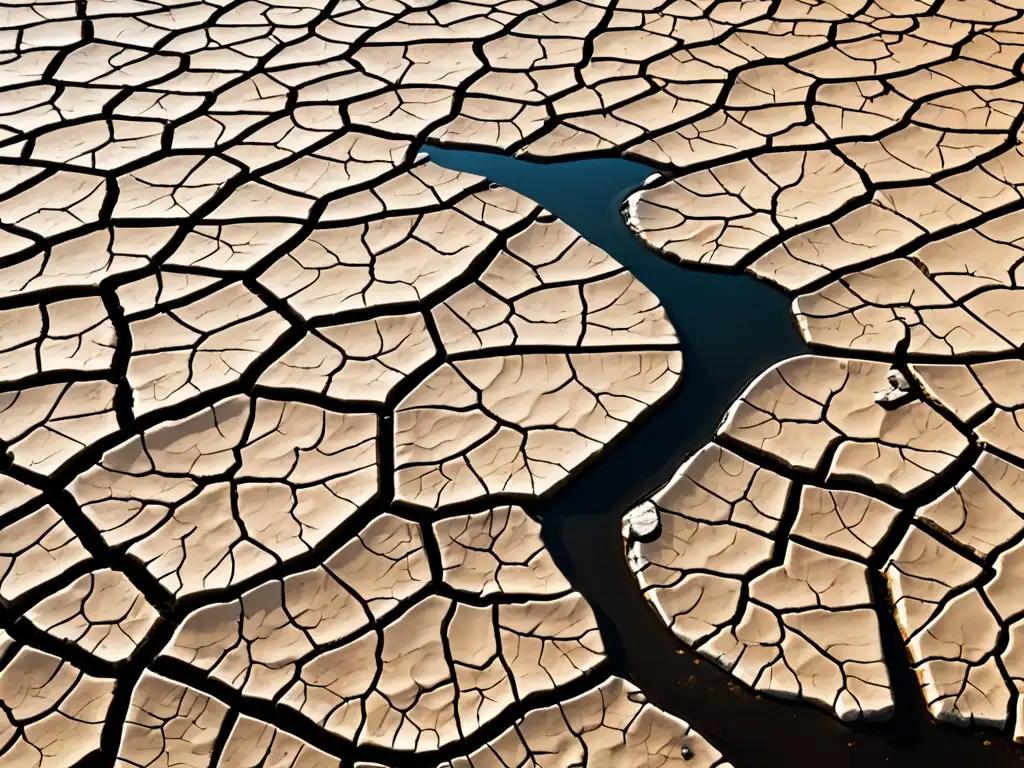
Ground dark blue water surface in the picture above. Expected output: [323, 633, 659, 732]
[426, 145, 805, 505]
[422, 146, 1024, 768]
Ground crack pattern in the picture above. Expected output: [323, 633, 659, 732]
[0, 0, 716, 758]
[6, 0, 1024, 756]
[616, 0, 1024, 730]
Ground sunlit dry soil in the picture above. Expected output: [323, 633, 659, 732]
[3, 0, 1024, 765]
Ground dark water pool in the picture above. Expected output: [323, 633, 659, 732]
[425, 145, 804, 501]
[424, 145, 1024, 768]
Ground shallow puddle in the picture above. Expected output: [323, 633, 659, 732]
[426, 145, 1024, 768]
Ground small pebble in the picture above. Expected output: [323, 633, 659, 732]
[621, 501, 660, 540]
[874, 367, 913, 406]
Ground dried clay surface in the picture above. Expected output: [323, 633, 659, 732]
[0, 0, 721, 759]
[5, 0, 1024, 759]
[627, 351, 1024, 736]
[609, 0, 1024, 738]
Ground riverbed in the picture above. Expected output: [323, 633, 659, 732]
[425, 145, 1024, 768]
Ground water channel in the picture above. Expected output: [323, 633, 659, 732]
[424, 145, 1024, 768]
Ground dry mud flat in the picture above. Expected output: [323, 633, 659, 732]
[4, 0, 1024, 764]
[0, 144, 716, 764]
[614, 0, 1024, 730]
[627, 352, 1024, 734]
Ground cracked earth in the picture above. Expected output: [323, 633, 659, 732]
[3, 0, 1024, 764]
[619, 0, 1024, 729]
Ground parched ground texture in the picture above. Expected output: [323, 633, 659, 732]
[607, 0, 1024, 742]
[0, 0, 725, 766]
[0, 143, 713, 765]
[3, 0, 1024, 763]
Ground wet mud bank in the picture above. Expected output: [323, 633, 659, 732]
[425, 146, 1024, 768]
